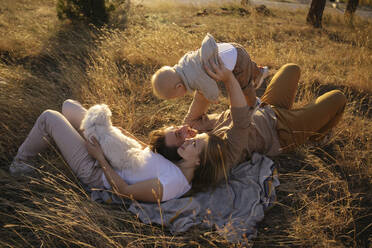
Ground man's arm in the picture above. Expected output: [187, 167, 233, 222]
[205, 57, 254, 171]
[204, 57, 249, 108]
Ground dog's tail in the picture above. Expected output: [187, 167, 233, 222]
[81, 104, 112, 133]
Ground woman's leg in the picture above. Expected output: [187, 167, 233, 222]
[261, 63, 301, 109]
[62, 99, 87, 131]
[274, 90, 347, 151]
[13, 110, 103, 188]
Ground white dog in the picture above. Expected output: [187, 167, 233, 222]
[81, 104, 144, 171]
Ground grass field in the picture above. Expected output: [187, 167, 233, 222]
[0, 0, 371, 247]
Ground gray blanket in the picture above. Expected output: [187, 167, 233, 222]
[91, 153, 279, 243]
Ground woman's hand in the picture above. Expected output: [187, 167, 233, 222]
[204, 56, 234, 84]
[85, 137, 105, 161]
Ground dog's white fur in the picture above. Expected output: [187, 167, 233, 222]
[81, 104, 144, 171]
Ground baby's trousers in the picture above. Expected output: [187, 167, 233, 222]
[231, 43, 261, 90]
[15, 100, 104, 188]
[261, 64, 347, 151]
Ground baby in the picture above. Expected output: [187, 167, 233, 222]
[151, 33, 269, 104]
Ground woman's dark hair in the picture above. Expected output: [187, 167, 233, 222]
[148, 127, 182, 162]
[190, 134, 228, 193]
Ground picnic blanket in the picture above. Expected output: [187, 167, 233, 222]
[91, 152, 279, 243]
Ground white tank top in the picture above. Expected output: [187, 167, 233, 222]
[101, 147, 191, 202]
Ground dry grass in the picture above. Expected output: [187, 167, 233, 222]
[0, 0, 371, 247]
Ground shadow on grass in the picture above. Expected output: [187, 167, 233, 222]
[0, 23, 106, 165]
[253, 153, 310, 247]
[0, 24, 108, 246]
[300, 80, 372, 119]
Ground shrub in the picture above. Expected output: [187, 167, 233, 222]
[56, 0, 111, 26]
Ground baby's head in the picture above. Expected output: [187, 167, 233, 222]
[151, 66, 187, 99]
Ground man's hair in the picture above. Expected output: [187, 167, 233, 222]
[148, 127, 182, 162]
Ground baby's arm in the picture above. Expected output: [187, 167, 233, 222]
[183, 91, 210, 128]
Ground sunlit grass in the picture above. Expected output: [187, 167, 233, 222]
[0, 0, 371, 247]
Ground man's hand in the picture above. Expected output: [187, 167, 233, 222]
[204, 56, 234, 84]
[205, 55, 247, 108]
[85, 137, 105, 161]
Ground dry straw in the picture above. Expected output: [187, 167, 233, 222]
[0, 0, 371, 247]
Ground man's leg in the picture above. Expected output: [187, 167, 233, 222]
[14, 110, 103, 188]
[273, 90, 347, 151]
[261, 63, 301, 109]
